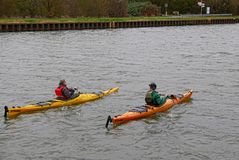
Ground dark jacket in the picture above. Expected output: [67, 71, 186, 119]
[61, 87, 75, 99]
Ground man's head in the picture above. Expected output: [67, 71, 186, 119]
[149, 82, 157, 90]
[59, 79, 66, 86]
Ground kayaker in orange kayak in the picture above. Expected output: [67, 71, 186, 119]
[55, 79, 80, 100]
[145, 82, 170, 106]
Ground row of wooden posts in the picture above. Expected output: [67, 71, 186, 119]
[0, 19, 238, 32]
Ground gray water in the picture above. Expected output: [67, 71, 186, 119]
[0, 24, 239, 160]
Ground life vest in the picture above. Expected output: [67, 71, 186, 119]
[145, 90, 153, 105]
[55, 86, 65, 98]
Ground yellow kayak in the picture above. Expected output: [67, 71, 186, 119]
[4, 87, 119, 119]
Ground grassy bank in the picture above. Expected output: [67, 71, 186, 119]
[1, 16, 239, 24]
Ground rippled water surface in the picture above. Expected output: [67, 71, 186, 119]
[0, 24, 239, 160]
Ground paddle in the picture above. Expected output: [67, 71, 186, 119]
[105, 115, 112, 129]
[4, 106, 8, 119]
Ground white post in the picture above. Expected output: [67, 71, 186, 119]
[165, 3, 168, 16]
[200, 0, 203, 15]
[198, 0, 205, 16]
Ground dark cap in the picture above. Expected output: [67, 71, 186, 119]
[149, 82, 157, 89]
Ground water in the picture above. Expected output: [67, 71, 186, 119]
[0, 24, 239, 160]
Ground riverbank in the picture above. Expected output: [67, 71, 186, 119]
[0, 16, 238, 32]
[1, 16, 239, 23]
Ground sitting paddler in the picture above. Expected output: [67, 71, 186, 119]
[145, 82, 171, 106]
[55, 79, 80, 100]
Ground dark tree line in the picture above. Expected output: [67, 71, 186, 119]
[149, 0, 239, 15]
[0, 0, 128, 17]
[0, 0, 238, 18]
[206, 0, 239, 14]
[129, 0, 239, 16]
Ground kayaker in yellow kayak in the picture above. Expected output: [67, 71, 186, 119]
[55, 79, 80, 100]
[145, 82, 170, 106]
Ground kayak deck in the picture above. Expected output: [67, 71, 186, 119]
[106, 90, 193, 128]
[4, 87, 119, 119]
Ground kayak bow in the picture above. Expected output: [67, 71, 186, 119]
[4, 87, 119, 119]
[106, 89, 193, 128]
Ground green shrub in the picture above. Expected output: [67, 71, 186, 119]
[128, 1, 151, 16]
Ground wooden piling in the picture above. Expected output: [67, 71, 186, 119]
[0, 18, 238, 32]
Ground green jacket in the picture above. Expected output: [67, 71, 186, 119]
[145, 90, 167, 106]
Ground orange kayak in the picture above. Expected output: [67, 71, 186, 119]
[105, 90, 193, 128]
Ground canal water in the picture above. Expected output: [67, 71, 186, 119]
[0, 24, 239, 160]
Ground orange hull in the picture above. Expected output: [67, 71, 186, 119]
[106, 90, 193, 127]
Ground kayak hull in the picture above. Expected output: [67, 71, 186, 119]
[5, 87, 119, 119]
[110, 90, 193, 125]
